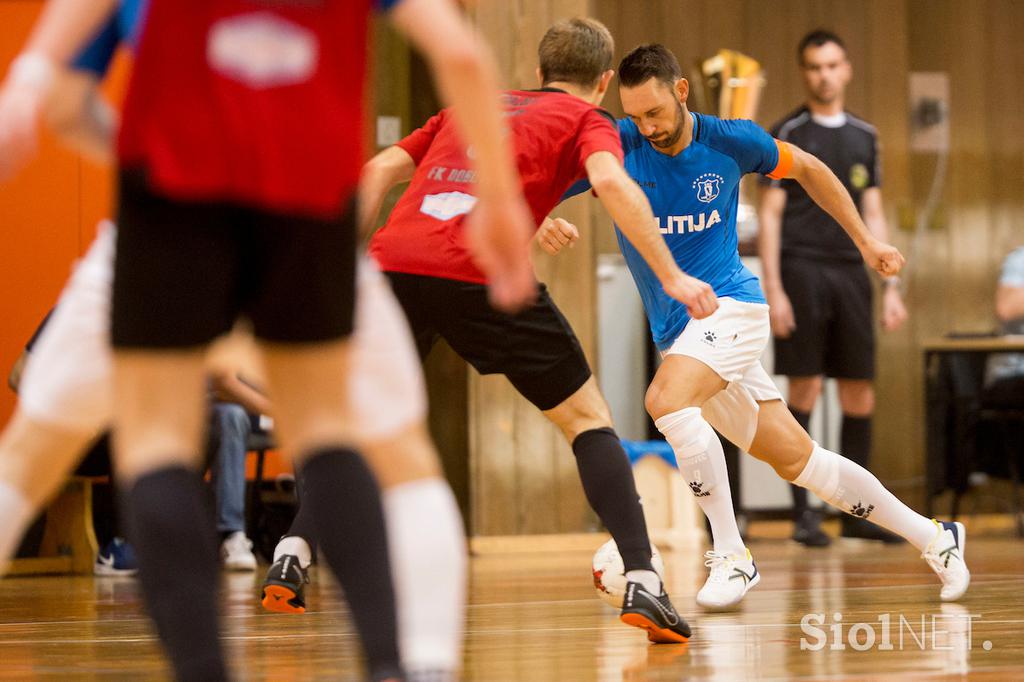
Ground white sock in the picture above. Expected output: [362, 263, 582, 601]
[656, 407, 745, 557]
[794, 444, 937, 550]
[625, 569, 662, 594]
[273, 535, 313, 569]
[0, 481, 34, 570]
[385, 478, 466, 674]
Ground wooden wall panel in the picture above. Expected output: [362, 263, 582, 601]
[468, 1, 599, 536]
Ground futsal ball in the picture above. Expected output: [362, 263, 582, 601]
[592, 539, 665, 608]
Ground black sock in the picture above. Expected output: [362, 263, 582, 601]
[572, 428, 653, 573]
[299, 448, 400, 678]
[282, 465, 319, 557]
[788, 408, 812, 517]
[121, 466, 226, 682]
[841, 415, 872, 468]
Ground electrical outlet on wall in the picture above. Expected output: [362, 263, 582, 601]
[376, 115, 402, 148]
[909, 72, 950, 153]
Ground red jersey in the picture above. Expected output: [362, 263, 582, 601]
[369, 89, 623, 283]
[117, 0, 379, 218]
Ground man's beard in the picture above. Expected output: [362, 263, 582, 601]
[809, 84, 839, 105]
[646, 101, 685, 149]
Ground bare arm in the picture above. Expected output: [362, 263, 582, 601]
[586, 151, 717, 319]
[757, 186, 787, 295]
[0, 0, 119, 178]
[756, 185, 797, 338]
[996, 285, 1024, 322]
[45, 70, 116, 163]
[785, 145, 904, 276]
[860, 187, 908, 331]
[358, 146, 416, 236]
[390, 0, 535, 310]
[210, 371, 273, 416]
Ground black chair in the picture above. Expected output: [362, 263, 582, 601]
[934, 337, 1024, 536]
[244, 429, 275, 538]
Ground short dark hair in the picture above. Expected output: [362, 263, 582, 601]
[618, 44, 682, 89]
[538, 17, 614, 88]
[798, 29, 847, 64]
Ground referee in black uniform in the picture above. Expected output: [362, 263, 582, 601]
[758, 30, 908, 546]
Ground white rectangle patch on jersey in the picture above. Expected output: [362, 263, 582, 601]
[420, 191, 477, 221]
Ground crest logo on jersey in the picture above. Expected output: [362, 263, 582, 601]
[208, 12, 318, 88]
[693, 173, 724, 203]
[850, 163, 869, 190]
[420, 192, 477, 221]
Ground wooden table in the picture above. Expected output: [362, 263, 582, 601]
[923, 335, 1024, 528]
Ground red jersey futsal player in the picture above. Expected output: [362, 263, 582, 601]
[0, 0, 535, 680]
[356, 17, 710, 643]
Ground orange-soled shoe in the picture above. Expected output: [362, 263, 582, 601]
[620, 582, 692, 643]
[260, 554, 309, 614]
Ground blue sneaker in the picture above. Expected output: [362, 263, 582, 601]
[94, 537, 138, 576]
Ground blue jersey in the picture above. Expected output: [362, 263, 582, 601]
[604, 114, 787, 349]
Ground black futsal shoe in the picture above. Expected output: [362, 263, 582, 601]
[841, 516, 903, 544]
[619, 581, 692, 643]
[792, 509, 832, 547]
[261, 554, 310, 614]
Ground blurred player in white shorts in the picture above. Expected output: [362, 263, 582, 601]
[0, 35, 464, 676]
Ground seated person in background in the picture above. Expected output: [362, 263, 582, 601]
[207, 369, 271, 572]
[984, 247, 1024, 406]
[9, 312, 136, 576]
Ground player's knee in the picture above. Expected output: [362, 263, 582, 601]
[644, 383, 680, 421]
[787, 376, 823, 412]
[838, 380, 874, 416]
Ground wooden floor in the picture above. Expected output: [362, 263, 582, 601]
[1, 533, 1023, 680]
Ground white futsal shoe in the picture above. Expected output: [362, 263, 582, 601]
[921, 520, 970, 601]
[696, 548, 760, 611]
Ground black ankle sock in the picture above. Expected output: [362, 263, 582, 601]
[572, 428, 653, 572]
[299, 448, 399, 676]
[121, 466, 226, 682]
[788, 408, 812, 515]
[841, 415, 872, 468]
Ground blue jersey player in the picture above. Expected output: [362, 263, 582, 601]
[549, 43, 968, 610]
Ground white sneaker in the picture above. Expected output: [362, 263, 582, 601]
[696, 548, 760, 611]
[221, 531, 258, 571]
[922, 520, 970, 601]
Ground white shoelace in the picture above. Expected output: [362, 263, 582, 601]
[703, 550, 734, 584]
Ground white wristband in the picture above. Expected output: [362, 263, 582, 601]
[8, 53, 57, 93]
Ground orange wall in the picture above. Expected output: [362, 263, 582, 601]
[0, 1, 126, 428]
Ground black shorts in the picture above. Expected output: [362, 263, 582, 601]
[385, 272, 592, 411]
[112, 170, 356, 349]
[773, 257, 875, 380]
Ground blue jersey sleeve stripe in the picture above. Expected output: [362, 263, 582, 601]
[71, 17, 121, 76]
[377, 0, 405, 11]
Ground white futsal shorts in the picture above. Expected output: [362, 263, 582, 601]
[661, 297, 783, 451]
[18, 222, 426, 443]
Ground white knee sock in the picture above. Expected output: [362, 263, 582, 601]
[794, 444, 937, 550]
[273, 535, 313, 569]
[0, 481, 34, 569]
[655, 407, 745, 557]
[385, 478, 466, 674]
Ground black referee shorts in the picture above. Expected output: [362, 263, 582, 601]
[385, 272, 592, 411]
[112, 170, 357, 349]
[773, 257, 875, 380]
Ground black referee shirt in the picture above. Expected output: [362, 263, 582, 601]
[764, 106, 880, 263]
